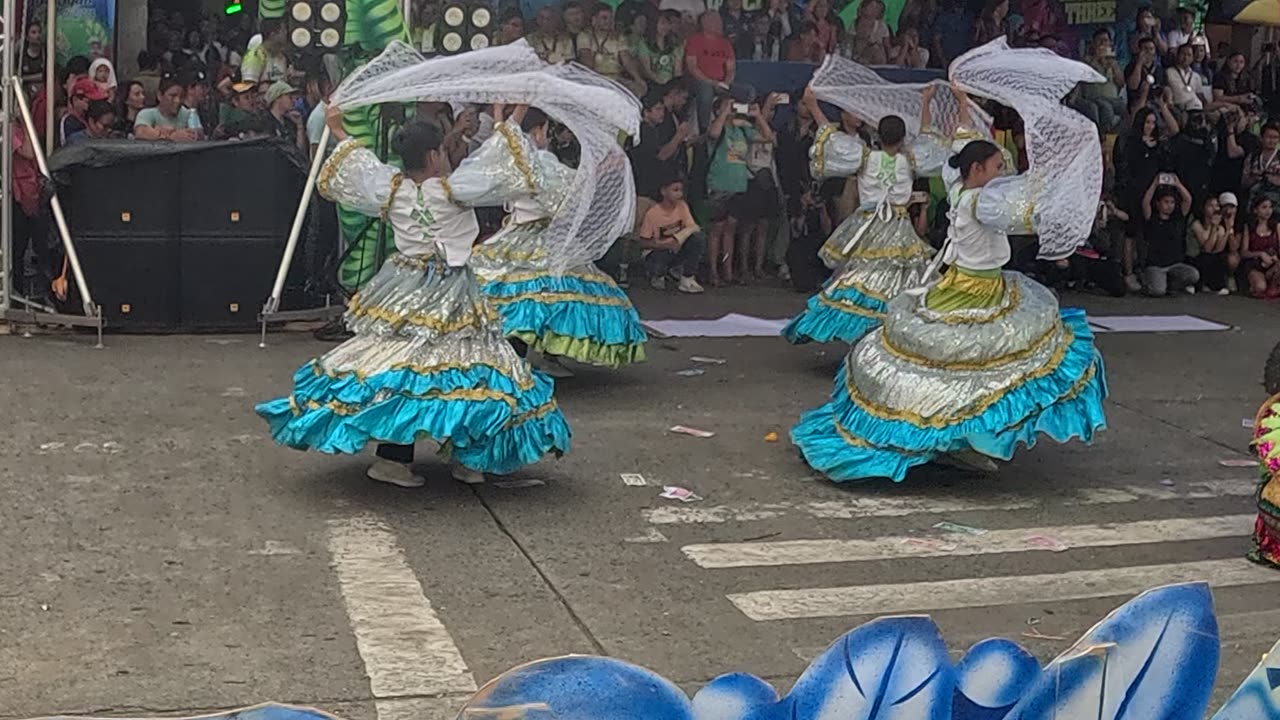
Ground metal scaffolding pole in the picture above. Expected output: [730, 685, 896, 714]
[257, 125, 341, 347]
[44, 0, 53, 153]
[1, 0, 14, 316]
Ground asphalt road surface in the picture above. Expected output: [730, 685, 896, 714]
[0, 284, 1276, 719]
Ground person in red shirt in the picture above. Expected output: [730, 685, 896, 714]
[804, 0, 839, 55]
[685, 10, 736, 127]
[9, 119, 55, 301]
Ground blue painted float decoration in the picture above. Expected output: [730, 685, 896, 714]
[23, 583, 1280, 720]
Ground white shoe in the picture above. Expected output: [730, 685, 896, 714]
[1125, 274, 1141, 292]
[1184, 285, 1197, 295]
[367, 459, 426, 488]
[1217, 287, 1230, 296]
[536, 354, 574, 378]
[778, 263, 791, 281]
[650, 276, 666, 290]
[678, 276, 705, 294]
[451, 463, 485, 485]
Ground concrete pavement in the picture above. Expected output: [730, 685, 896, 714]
[0, 284, 1276, 718]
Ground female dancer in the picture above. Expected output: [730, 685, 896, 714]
[782, 85, 936, 345]
[256, 104, 571, 488]
[792, 85, 1107, 482]
[471, 109, 648, 376]
[1249, 393, 1280, 569]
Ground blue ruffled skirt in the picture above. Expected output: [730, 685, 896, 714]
[783, 212, 933, 345]
[256, 253, 571, 475]
[473, 222, 647, 368]
[792, 272, 1107, 482]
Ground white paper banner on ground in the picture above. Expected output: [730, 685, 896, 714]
[1088, 315, 1231, 333]
[642, 313, 791, 338]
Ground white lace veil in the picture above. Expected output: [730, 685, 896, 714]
[808, 55, 994, 140]
[950, 38, 1105, 259]
[330, 41, 641, 272]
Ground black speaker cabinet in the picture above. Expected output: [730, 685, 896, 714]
[179, 234, 285, 329]
[66, 157, 181, 237]
[179, 145, 303, 237]
[75, 235, 181, 330]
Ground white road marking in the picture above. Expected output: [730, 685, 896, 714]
[728, 558, 1279, 621]
[683, 514, 1254, 568]
[248, 540, 303, 556]
[644, 479, 1255, 525]
[624, 528, 670, 544]
[328, 515, 477, 703]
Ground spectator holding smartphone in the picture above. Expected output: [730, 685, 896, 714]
[1125, 36, 1162, 115]
[706, 93, 774, 286]
[1141, 173, 1200, 296]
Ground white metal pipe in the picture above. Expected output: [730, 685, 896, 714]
[13, 75, 93, 311]
[267, 124, 330, 311]
[1, 0, 16, 312]
[44, 0, 54, 153]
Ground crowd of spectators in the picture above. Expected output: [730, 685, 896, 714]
[13, 0, 1280, 303]
[15, 10, 329, 159]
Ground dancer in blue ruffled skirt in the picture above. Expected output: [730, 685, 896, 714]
[256, 104, 571, 488]
[471, 112, 646, 377]
[792, 86, 1107, 482]
[782, 87, 936, 346]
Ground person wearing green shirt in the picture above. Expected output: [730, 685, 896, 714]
[706, 94, 775, 286]
[216, 81, 260, 139]
[636, 10, 685, 87]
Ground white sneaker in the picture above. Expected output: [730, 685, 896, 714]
[1216, 287, 1230, 296]
[367, 459, 426, 488]
[778, 263, 791, 281]
[678, 276, 705, 294]
[451, 463, 485, 485]
[1125, 274, 1141, 292]
[650, 276, 666, 290]
[536, 353, 574, 378]
[1184, 285, 1197, 295]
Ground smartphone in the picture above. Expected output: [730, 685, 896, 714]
[733, 102, 750, 115]
[775, 94, 791, 105]
[1158, 173, 1175, 186]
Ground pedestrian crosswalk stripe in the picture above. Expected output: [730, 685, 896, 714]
[683, 514, 1255, 568]
[727, 558, 1278, 621]
[328, 515, 478, 701]
[644, 479, 1254, 525]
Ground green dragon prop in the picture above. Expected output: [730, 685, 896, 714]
[262, 0, 410, 290]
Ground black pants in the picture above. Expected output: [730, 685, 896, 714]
[10, 202, 54, 299]
[1193, 251, 1230, 291]
[375, 336, 529, 464]
[1040, 255, 1127, 297]
[644, 232, 707, 280]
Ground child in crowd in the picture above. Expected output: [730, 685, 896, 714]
[637, 176, 706, 293]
